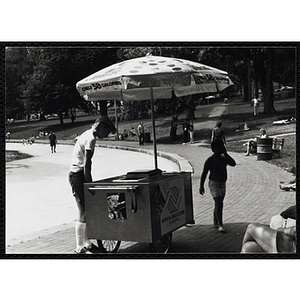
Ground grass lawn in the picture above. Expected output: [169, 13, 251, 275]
[5, 150, 33, 162]
[220, 96, 296, 175]
[5, 96, 296, 175]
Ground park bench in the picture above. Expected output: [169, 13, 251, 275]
[272, 138, 284, 158]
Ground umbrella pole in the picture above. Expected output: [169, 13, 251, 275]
[114, 99, 119, 140]
[150, 86, 158, 169]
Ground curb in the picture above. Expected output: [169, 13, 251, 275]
[6, 139, 194, 174]
[97, 143, 194, 173]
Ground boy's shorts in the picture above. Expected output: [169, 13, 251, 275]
[209, 179, 226, 198]
[69, 170, 85, 205]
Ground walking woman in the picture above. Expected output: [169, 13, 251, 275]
[199, 139, 236, 232]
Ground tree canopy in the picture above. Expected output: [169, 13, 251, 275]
[5, 45, 296, 122]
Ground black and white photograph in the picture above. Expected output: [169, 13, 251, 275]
[1, 4, 299, 299]
[3, 44, 297, 256]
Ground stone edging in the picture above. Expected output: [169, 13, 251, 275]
[97, 143, 194, 173]
[6, 139, 194, 173]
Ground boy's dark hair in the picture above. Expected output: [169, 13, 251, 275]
[94, 116, 116, 133]
[211, 139, 225, 153]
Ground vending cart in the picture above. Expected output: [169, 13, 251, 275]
[84, 169, 194, 253]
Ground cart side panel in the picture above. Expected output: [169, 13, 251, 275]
[163, 172, 195, 224]
[150, 176, 186, 238]
[84, 184, 153, 243]
[180, 172, 195, 224]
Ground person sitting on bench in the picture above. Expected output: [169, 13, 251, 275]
[243, 129, 267, 156]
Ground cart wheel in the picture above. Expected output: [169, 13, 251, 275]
[97, 240, 121, 253]
[149, 233, 172, 254]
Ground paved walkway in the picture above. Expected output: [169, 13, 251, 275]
[5, 136, 296, 255]
[5, 141, 179, 247]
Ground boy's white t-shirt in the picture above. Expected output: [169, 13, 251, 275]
[70, 128, 96, 173]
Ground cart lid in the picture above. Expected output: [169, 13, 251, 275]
[126, 169, 162, 179]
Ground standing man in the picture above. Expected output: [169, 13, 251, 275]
[199, 139, 236, 232]
[211, 121, 226, 146]
[251, 97, 260, 116]
[69, 116, 116, 254]
[182, 119, 190, 145]
[71, 113, 76, 124]
[189, 121, 194, 144]
[169, 116, 178, 143]
[49, 131, 57, 153]
[138, 122, 144, 145]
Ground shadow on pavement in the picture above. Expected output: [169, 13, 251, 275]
[113, 222, 249, 255]
[6, 223, 249, 256]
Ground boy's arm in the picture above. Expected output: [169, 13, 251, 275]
[199, 160, 210, 195]
[84, 150, 93, 183]
[224, 149, 236, 166]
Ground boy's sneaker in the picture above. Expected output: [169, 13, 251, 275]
[86, 243, 100, 253]
[218, 226, 227, 233]
[74, 247, 93, 254]
[279, 183, 296, 191]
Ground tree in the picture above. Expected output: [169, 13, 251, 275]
[21, 47, 120, 124]
[273, 47, 296, 86]
[251, 48, 276, 114]
[5, 47, 29, 119]
[199, 46, 296, 113]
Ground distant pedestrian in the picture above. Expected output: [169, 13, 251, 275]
[236, 119, 250, 132]
[244, 128, 267, 156]
[189, 121, 194, 144]
[129, 127, 136, 137]
[252, 97, 260, 116]
[71, 114, 76, 124]
[28, 135, 35, 145]
[120, 129, 128, 140]
[138, 122, 144, 145]
[169, 116, 178, 143]
[211, 121, 226, 146]
[182, 119, 189, 145]
[7, 118, 14, 126]
[49, 131, 57, 153]
[199, 139, 236, 232]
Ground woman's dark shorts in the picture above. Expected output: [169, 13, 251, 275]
[69, 170, 85, 205]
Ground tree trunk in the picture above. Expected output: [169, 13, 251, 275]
[58, 111, 64, 125]
[262, 76, 276, 114]
[247, 56, 252, 102]
[254, 77, 259, 98]
[99, 100, 108, 116]
[186, 95, 195, 120]
[243, 81, 249, 102]
[252, 48, 276, 114]
[185, 108, 195, 120]
[262, 49, 276, 114]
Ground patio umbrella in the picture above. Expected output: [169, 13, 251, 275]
[76, 54, 234, 169]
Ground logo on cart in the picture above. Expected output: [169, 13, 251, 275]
[166, 186, 181, 213]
